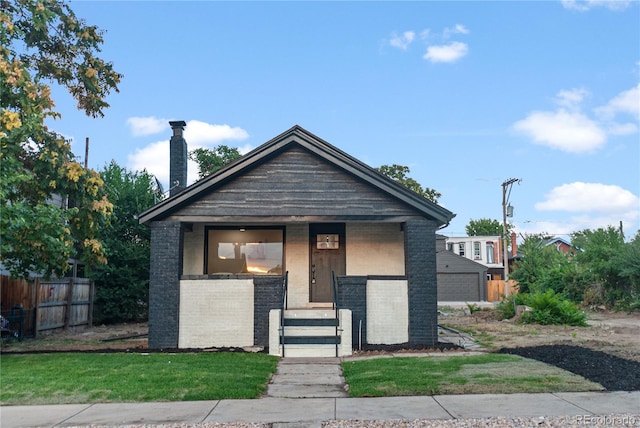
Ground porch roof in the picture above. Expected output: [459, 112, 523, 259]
[139, 125, 455, 226]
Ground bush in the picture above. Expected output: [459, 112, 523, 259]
[495, 293, 527, 320]
[521, 290, 587, 327]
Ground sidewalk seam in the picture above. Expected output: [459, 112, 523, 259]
[53, 403, 94, 427]
[431, 396, 456, 420]
[551, 392, 595, 415]
[200, 400, 222, 423]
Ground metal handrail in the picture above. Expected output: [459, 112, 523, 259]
[331, 271, 339, 357]
[280, 271, 288, 357]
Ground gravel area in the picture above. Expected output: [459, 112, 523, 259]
[68, 414, 640, 427]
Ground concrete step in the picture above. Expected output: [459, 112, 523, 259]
[281, 335, 340, 345]
[284, 309, 336, 319]
[283, 326, 338, 337]
[279, 344, 339, 358]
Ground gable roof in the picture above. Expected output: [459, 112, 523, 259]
[139, 125, 455, 226]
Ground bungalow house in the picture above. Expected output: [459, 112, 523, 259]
[139, 123, 455, 357]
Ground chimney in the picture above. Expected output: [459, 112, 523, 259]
[169, 120, 187, 197]
[511, 232, 518, 257]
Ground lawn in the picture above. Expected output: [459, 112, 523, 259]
[0, 352, 279, 405]
[342, 353, 603, 397]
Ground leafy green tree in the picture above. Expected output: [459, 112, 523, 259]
[90, 161, 161, 323]
[465, 218, 512, 236]
[509, 234, 575, 295]
[376, 164, 441, 203]
[571, 226, 631, 306]
[189, 145, 242, 179]
[1, 0, 122, 279]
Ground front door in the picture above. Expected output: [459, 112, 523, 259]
[310, 223, 346, 303]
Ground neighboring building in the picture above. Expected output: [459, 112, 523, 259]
[544, 237, 575, 255]
[436, 235, 488, 301]
[445, 235, 513, 280]
[140, 123, 455, 357]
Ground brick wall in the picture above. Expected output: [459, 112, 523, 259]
[254, 276, 284, 348]
[337, 276, 367, 348]
[404, 219, 438, 345]
[148, 221, 183, 349]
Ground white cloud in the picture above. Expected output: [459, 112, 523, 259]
[423, 41, 469, 63]
[536, 182, 639, 213]
[127, 116, 168, 136]
[555, 88, 590, 110]
[512, 109, 606, 153]
[522, 182, 640, 237]
[561, 0, 632, 11]
[606, 122, 638, 136]
[389, 31, 415, 50]
[594, 83, 640, 121]
[443, 24, 470, 39]
[183, 120, 249, 145]
[127, 120, 250, 190]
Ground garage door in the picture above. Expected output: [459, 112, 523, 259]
[437, 273, 481, 301]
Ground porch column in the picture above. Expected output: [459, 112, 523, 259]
[149, 221, 184, 349]
[404, 218, 438, 345]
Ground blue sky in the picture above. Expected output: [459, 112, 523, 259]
[51, 0, 639, 240]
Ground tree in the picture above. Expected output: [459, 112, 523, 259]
[571, 226, 631, 306]
[189, 145, 242, 179]
[465, 218, 509, 236]
[0, 0, 121, 278]
[376, 164, 441, 203]
[90, 161, 160, 323]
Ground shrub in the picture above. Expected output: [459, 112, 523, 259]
[521, 290, 587, 327]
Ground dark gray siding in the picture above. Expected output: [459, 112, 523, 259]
[172, 147, 423, 218]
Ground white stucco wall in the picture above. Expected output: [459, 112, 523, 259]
[178, 279, 253, 348]
[286, 223, 310, 308]
[346, 223, 405, 276]
[183, 224, 205, 275]
[366, 279, 408, 344]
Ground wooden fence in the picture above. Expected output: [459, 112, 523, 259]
[1, 275, 94, 337]
[487, 280, 518, 302]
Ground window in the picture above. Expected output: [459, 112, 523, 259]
[447, 242, 454, 252]
[473, 242, 481, 259]
[486, 242, 495, 264]
[458, 242, 465, 257]
[206, 227, 284, 275]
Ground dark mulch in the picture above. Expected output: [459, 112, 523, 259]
[499, 345, 640, 391]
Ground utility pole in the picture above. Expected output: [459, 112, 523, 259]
[502, 178, 521, 296]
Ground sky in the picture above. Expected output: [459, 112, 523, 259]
[49, 0, 640, 241]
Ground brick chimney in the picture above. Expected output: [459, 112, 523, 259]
[169, 120, 187, 197]
[511, 232, 518, 257]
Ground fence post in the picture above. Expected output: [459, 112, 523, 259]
[34, 278, 40, 338]
[64, 277, 74, 329]
[88, 280, 94, 327]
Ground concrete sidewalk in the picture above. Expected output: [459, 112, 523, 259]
[2, 391, 639, 427]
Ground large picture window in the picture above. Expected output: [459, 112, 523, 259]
[206, 227, 284, 275]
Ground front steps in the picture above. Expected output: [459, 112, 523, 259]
[269, 308, 352, 358]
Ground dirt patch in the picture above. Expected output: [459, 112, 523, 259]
[0, 322, 149, 353]
[439, 308, 640, 363]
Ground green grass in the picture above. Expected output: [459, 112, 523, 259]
[342, 354, 603, 397]
[0, 352, 279, 405]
